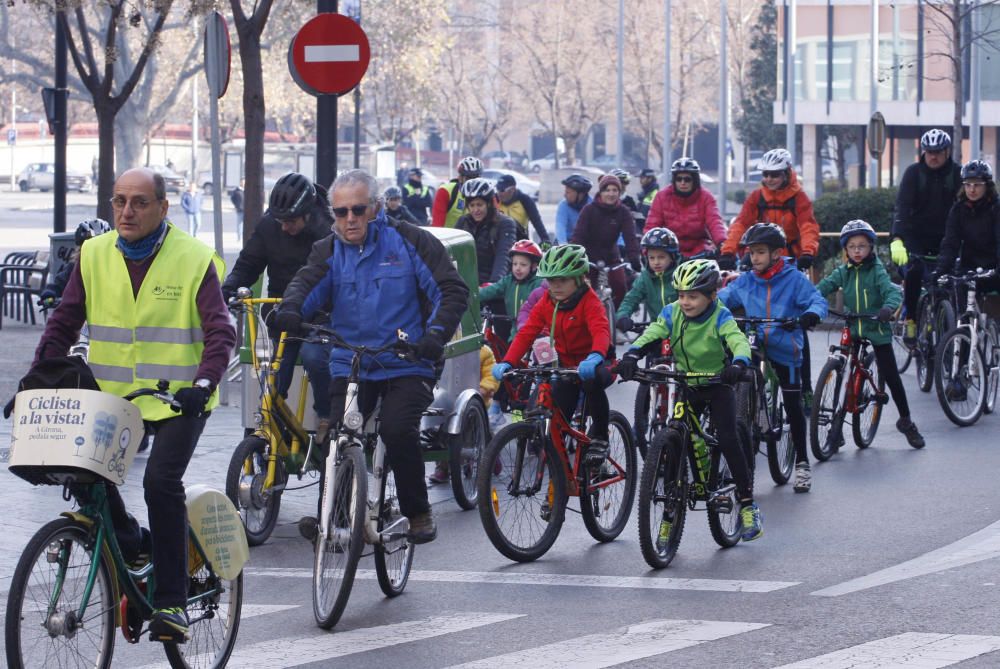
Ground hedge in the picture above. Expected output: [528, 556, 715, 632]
[812, 186, 898, 273]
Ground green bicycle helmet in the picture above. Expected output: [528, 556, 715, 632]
[537, 244, 589, 279]
[672, 258, 720, 294]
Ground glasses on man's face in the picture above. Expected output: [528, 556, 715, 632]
[963, 181, 986, 189]
[110, 196, 157, 211]
[674, 176, 693, 184]
[762, 171, 783, 179]
[332, 204, 370, 218]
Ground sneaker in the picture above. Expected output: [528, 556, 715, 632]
[946, 379, 967, 402]
[298, 515, 319, 542]
[427, 462, 449, 485]
[903, 319, 917, 346]
[585, 439, 610, 464]
[407, 511, 437, 544]
[740, 503, 764, 542]
[896, 416, 926, 449]
[793, 461, 812, 493]
[149, 607, 189, 643]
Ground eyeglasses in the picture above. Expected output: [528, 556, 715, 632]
[674, 176, 693, 183]
[762, 171, 784, 179]
[332, 204, 370, 218]
[963, 181, 986, 188]
[110, 196, 158, 211]
[845, 244, 871, 252]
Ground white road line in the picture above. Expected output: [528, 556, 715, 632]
[772, 632, 1000, 668]
[246, 568, 799, 593]
[241, 604, 300, 619]
[304, 45, 360, 63]
[139, 612, 523, 669]
[811, 518, 1000, 597]
[444, 618, 769, 668]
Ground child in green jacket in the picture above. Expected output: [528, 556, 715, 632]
[479, 240, 544, 341]
[816, 220, 925, 448]
[615, 228, 679, 333]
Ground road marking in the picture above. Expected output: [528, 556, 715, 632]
[811, 518, 1000, 597]
[772, 632, 1000, 668]
[443, 618, 769, 668]
[304, 45, 360, 63]
[139, 612, 523, 669]
[246, 568, 798, 593]
[241, 604, 300, 619]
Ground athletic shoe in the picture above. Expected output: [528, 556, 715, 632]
[585, 439, 610, 465]
[903, 319, 917, 346]
[427, 462, 449, 485]
[946, 379, 967, 402]
[407, 511, 437, 544]
[896, 416, 926, 449]
[739, 503, 763, 542]
[793, 461, 812, 493]
[149, 607, 189, 643]
[298, 516, 318, 542]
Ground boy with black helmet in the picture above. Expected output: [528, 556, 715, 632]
[383, 185, 420, 225]
[719, 222, 828, 492]
[618, 258, 763, 542]
[556, 174, 593, 243]
[615, 227, 680, 333]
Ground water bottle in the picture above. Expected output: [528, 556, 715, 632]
[692, 432, 710, 484]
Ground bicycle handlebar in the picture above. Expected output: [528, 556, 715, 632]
[937, 268, 997, 286]
[625, 366, 724, 385]
[304, 325, 419, 360]
[828, 310, 878, 322]
[124, 380, 176, 409]
[734, 316, 796, 325]
[500, 366, 580, 382]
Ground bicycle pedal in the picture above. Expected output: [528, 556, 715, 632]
[875, 392, 890, 405]
[540, 503, 551, 522]
[707, 485, 736, 514]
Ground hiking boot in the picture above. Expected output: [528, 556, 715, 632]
[793, 461, 812, 493]
[896, 416, 926, 449]
[903, 319, 917, 347]
[407, 511, 437, 544]
[149, 607, 189, 643]
[739, 503, 764, 542]
[585, 439, 610, 465]
[427, 462, 450, 485]
[946, 379, 967, 402]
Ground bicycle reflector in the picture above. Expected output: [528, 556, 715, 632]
[840, 325, 852, 347]
[661, 337, 672, 357]
[344, 409, 364, 431]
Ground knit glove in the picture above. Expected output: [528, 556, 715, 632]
[577, 353, 604, 381]
[492, 362, 512, 381]
[890, 239, 909, 266]
[171, 386, 211, 418]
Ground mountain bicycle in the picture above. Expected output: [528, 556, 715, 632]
[734, 316, 796, 485]
[624, 321, 675, 460]
[909, 255, 956, 392]
[593, 261, 632, 342]
[477, 367, 637, 562]
[631, 367, 754, 569]
[890, 307, 912, 373]
[4, 383, 245, 669]
[810, 311, 890, 460]
[934, 269, 1000, 426]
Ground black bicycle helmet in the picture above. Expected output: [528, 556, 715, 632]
[641, 227, 680, 258]
[75, 218, 112, 246]
[839, 219, 877, 248]
[961, 159, 994, 181]
[920, 129, 952, 152]
[383, 186, 403, 200]
[561, 174, 593, 194]
[739, 222, 787, 250]
[269, 172, 317, 220]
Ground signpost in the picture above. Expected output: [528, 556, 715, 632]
[204, 10, 230, 259]
[867, 111, 887, 188]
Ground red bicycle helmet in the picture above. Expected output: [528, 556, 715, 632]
[509, 239, 543, 261]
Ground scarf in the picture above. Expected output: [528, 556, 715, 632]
[116, 221, 167, 261]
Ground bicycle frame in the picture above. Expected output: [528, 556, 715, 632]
[826, 322, 880, 415]
[940, 271, 995, 389]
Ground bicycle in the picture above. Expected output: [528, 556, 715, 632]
[476, 367, 637, 562]
[734, 316, 797, 485]
[908, 255, 956, 393]
[625, 321, 675, 460]
[5, 382, 244, 669]
[308, 326, 418, 629]
[631, 367, 754, 569]
[810, 311, 891, 460]
[933, 269, 1000, 426]
[592, 260, 631, 341]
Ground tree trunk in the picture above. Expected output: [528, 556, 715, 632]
[95, 104, 117, 223]
[235, 21, 266, 242]
[952, 0, 964, 164]
[114, 105, 146, 174]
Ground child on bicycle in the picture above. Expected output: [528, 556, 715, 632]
[718, 222, 828, 493]
[492, 244, 615, 462]
[816, 220, 925, 448]
[617, 258, 763, 542]
[615, 227, 680, 335]
[479, 240, 545, 341]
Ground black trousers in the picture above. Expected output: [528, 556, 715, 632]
[327, 375, 434, 518]
[873, 343, 910, 418]
[689, 383, 754, 501]
[771, 361, 809, 464]
[902, 256, 929, 318]
[551, 364, 613, 439]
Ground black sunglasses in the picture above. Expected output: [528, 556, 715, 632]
[762, 171, 784, 179]
[674, 175, 693, 183]
[332, 204, 370, 218]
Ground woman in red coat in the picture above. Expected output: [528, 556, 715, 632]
[644, 157, 726, 257]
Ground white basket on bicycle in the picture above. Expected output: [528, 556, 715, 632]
[6, 388, 144, 487]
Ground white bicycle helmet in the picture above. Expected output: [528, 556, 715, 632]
[457, 156, 483, 177]
[670, 157, 701, 174]
[920, 129, 952, 152]
[757, 148, 793, 172]
[460, 177, 495, 201]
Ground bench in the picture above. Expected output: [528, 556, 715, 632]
[0, 250, 50, 329]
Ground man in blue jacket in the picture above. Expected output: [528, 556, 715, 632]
[275, 169, 469, 544]
[555, 174, 593, 243]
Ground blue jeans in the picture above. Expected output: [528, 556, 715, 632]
[275, 340, 332, 419]
[186, 212, 201, 236]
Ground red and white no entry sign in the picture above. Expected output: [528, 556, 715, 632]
[289, 13, 371, 96]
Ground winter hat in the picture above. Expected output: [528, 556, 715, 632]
[598, 174, 622, 192]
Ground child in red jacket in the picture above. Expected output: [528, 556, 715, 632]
[492, 244, 614, 460]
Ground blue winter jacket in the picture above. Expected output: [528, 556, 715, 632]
[301, 213, 469, 381]
[555, 195, 592, 243]
[718, 259, 828, 369]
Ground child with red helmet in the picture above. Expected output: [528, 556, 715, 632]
[479, 240, 545, 341]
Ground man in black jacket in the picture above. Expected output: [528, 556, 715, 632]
[402, 168, 434, 224]
[496, 174, 550, 244]
[221, 172, 335, 439]
[891, 129, 961, 344]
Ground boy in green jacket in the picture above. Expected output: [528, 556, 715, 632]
[615, 228, 680, 334]
[816, 220, 925, 448]
[479, 240, 544, 341]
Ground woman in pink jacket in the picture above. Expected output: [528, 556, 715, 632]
[643, 157, 727, 257]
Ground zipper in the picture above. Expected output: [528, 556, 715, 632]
[854, 268, 863, 339]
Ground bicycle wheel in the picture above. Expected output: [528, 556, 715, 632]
[5, 518, 115, 669]
[449, 398, 488, 510]
[637, 428, 688, 569]
[313, 446, 367, 629]
[766, 382, 795, 484]
[919, 299, 956, 392]
[580, 411, 637, 542]
[810, 359, 845, 462]
[476, 421, 567, 562]
[935, 327, 988, 426]
[632, 382, 654, 460]
[984, 320, 1000, 415]
[163, 556, 243, 669]
[225, 435, 284, 546]
[373, 465, 415, 597]
[707, 422, 750, 548]
[891, 317, 912, 373]
[852, 351, 887, 448]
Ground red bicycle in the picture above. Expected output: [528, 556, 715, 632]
[482, 308, 535, 414]
[476, 367, 637, 562]
[810, 311, 890, 460]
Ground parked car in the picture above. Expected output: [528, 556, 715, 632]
[481, 168, 540, 201]
[17, 163, 92, 193]
[147, 164, 187, 193]
[482, 150, 528, 171]
[527, 152, 570, 173]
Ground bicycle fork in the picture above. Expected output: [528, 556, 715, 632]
[364, 442, 409, 547]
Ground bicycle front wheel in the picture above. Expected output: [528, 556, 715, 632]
[373, 466, 415, 597]
[5, 518, 115, 669]
[164, 557, 243, 669]
[637, 428, 688, 569]
[891, 317, 912, 373]
[477, 422, 567, 562]
[313, 446, 367, 629]
[225, 435, 284, 546]
[984, 320, 1000, 415]
[852, 351, 886, 448]
[449, 398, 489, 510]
[810, 359, 845, 462]
[935, 327, 988, 426]
[580, 411, 637, 542]
[766, 383, 795, 484]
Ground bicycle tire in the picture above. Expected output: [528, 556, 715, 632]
[636, 428, 688, 569]
[313, 446, 367, 629]
[934, 327, 988, 427]
[5, 518, 115, 669]
[919, 299, 956, 392]
[225, 435, 283, 546]
[766, 383, 795, 484]
[632, 382, 653, 460]
[852, 351, 886, 448]
[891, 318, 912, 373]
[373, 466, 415, 597]
[914, 294, 934, 392]
[164, 555, 243, 669]
[984, 320, 1000, 415]
[707, 422, 750, 548]
[810, 359, 845, 462]
[476, 421, 567, 562]
[449, 398, 488, 510]
[580, 411, 637, 542]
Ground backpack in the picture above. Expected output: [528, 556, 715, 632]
[4, 356, 100, 418]
[915, 164, 957, 209]
[757, 192, 797, 220]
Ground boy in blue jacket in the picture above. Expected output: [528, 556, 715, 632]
[719, 223, 828, 493]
